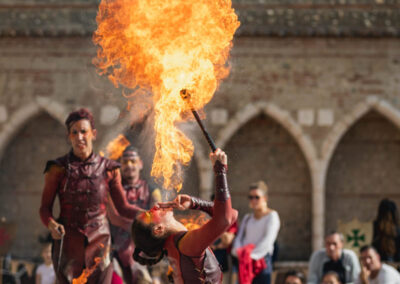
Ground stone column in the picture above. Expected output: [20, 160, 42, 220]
[312, 159, 326, 251]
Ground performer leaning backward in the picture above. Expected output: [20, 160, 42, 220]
[39, 108, 143, 284]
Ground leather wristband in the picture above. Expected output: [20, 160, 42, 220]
[190, 197, 214, 216]
[213, 160, 230, 201]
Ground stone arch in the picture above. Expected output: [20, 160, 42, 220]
[214, 102, 323, 251]
[0, 109, 69, 258]
[215, 102, 317, 260]
[324, 106, 400, 236]
[216, 102, 318, 171]
[0, 97, 68, 161]
[305, 97, 400, 249]
[321, 96, 400, 168]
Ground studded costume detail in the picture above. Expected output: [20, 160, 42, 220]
[40, 151, 140, 284]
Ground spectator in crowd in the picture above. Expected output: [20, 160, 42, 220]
[372, 198, 400, 262]
[35, 242, 55, 284]
[232, 180, 281, 284]
[284, 270, 306, 284]
[308, 232, 360, 284]
[321, 271, 342, 284]
[107, 146, 160, 283]
[356, 245, 400, 284]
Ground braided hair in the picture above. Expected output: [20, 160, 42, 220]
[131, 218, 168, 265]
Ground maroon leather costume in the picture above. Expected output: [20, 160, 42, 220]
[39, 151, 140, 284]
[163, 161, 237, 284]
[108, 179, 152, 283]
[124, 180, 151, 209]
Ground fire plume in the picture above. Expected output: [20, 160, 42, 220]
[100, 134, 130, 160]
[93, 0, 239, 190]
[177, 212, 210, 231]
[72, 244, 108, 284]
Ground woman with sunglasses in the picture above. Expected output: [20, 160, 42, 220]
[232, 181, 280, 284]
[131, 149, 238, 284]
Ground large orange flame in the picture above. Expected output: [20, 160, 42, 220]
[93, 0, 239, 190]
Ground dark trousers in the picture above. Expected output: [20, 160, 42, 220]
[252, 254, 272, 284]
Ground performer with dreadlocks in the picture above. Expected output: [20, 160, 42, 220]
[39, 108, 142, 284]
[131, 148, 237, 284]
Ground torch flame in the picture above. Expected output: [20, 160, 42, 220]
[71, 257, 101, 284]
[176, 212, 210, 230]
[100, 134, 130, 160]
[72, 243, 108, 284]
[93, 0, 240, 190]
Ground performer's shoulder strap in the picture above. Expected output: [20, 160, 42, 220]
[102, 156, 121, 171]
[173, 231, 187, 251]
[43, 154, 69, 173]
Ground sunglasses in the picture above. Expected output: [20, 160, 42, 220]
[248, 195, 261, 200]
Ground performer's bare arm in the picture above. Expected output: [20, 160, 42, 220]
[108, 169, 144, 219]
[179, 149, 238, 256]
[106, 194, 132, 231]
[39, 165, 65, 239]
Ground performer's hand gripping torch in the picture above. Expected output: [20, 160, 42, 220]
[57, 228, 65, 275]
[180, 89, 217, 152]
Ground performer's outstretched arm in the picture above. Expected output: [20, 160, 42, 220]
[190, 197, 214, 216]
[179, 149, 238, 257]
[109, 169, 144, 219]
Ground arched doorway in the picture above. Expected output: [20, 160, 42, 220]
[325, 111, 400, 233]
[0, 112, 68, 258]
[224, 113, 312, 260]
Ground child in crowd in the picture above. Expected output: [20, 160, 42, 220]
[36, 243, 55, 284]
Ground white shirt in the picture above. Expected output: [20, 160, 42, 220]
[36, 263, 55, 284]
[356, 264, 400, 284]
[232, 210, 280, 260]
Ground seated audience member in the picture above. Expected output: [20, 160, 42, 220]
[321, 271, 342, 284]
[372, 198, 400, 262]
[356, 245, 400, 284]
[284, 270, 306, 284]
[308, 232, 360, 284]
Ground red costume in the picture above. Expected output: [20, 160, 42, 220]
[39, 151, 140, 284]
[108, 179, 153, 283]
[163, 162, 237, 284]
[237, 244, 267, 284]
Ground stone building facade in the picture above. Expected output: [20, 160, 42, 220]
[0, 0, 399, 261]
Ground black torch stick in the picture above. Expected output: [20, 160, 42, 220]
[180, 89, 217, 152]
